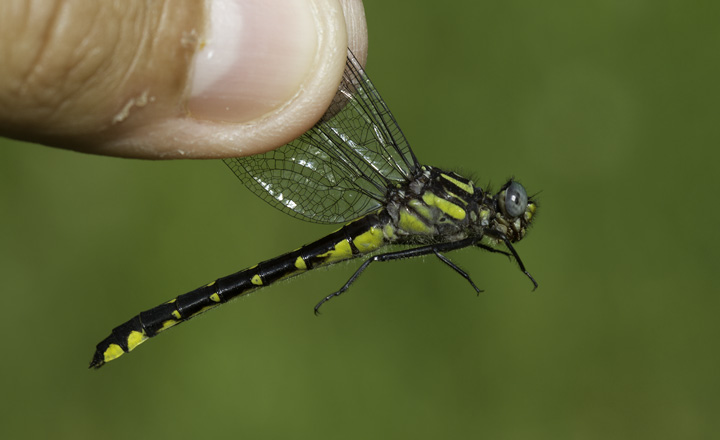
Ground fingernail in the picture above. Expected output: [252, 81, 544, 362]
[188, 0, 318, 122]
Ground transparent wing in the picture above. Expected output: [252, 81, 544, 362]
[224, 49, 419, 224]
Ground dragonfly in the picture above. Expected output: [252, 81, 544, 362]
[90, 49, 538, 369]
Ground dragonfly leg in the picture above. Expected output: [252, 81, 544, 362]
[484, 232, 538, 290]
[314, 238, 477, 314]
[433, 250, 482, 294]
[475, 242, 512, 259]
[314, 257, 374, 315]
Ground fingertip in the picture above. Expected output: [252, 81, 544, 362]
[188, 0, 319, 123]
[0, 0, 368, 159]
[118, 0, 368, 159]
[182, 0, 371, 158]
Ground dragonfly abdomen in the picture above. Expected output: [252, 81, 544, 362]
[89, 213, 393, 368]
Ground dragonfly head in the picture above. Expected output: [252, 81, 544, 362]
[489, 180, 536, 243]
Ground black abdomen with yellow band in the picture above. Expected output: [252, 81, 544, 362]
[90, 213, 393, 368]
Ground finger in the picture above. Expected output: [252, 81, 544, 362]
[0, 0, 368, 159]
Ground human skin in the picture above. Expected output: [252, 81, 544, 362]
[0, 0, 368, 159]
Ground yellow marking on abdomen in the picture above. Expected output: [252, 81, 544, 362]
[353, 227, 385, 253]
[158, 319, 179, 332]
[441, 173, 474, 194]
[316, 239, 353, 264]
[295, 256, 307, 270]
[209, 293, 221, 303]
[103, 344, 125, 363]
[251, 274, 263, 286]
[422, 192, 466, 220]
[126, 330, 148, 352]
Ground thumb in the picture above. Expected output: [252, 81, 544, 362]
[0, 0, 367, 159]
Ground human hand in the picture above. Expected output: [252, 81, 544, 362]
[0, 0, 367, 159]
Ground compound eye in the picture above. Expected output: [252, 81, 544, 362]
[504, 182, 528, 218]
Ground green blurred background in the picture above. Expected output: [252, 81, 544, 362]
[1, 1, 719, 438]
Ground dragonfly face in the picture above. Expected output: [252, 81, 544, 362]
[485, 180, 536, 244]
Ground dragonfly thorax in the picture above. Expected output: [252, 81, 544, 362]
[383, 166, 483, 242]
[382, 165, 536, 249]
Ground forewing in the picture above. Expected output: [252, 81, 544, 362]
[224, 50, 419, 224]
